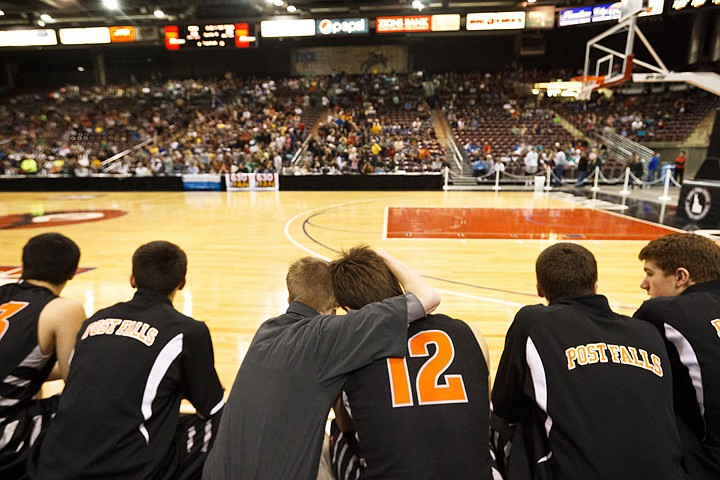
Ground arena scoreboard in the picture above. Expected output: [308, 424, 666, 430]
[164, 23, 256, 50]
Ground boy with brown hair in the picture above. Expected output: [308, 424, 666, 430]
[492, 242, 686, 479]
[329, 245, 492, 479]
[635, 233, 720, 478]
[0, 233, 85, 479]
[204, 251, 440, 480]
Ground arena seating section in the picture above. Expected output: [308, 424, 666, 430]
[0, 71, 714, 180]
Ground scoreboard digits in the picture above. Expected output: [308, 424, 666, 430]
[165, 23, 256, 50]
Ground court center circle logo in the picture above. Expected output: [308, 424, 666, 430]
[684, 187, 711, 222]
[0, 210, 126, 229]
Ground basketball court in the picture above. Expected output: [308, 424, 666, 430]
[0, 190, 681, 385]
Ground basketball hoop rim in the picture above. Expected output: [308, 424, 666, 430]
[571, 75, 606, 85]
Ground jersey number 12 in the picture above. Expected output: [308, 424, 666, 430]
[0, 301, 29, 342]
[386, 329, 468, 408]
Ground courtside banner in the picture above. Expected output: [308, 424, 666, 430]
[225, 173, 279, 191]
[183, 174, 222, 191]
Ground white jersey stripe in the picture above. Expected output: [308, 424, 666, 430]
[18, 346, 52, 369]
[210, 398, 224, 416]
[526, 336, 554, 463]
[187, 425, 196, 453]
[29, 414, 42, 446]
[202, 418, 212, 452]
[0, 420, 19, 450]
[3, 375, 30, 388]
[0, 397, 19, 407]
[138, 333, 184, 444]
[664, 324, 705, 419]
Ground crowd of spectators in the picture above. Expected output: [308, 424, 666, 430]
[560, 86, 716, 143]
[0, 75, 324, 177]
[293, 104, 444, 174]
[0, 69, 713, 179]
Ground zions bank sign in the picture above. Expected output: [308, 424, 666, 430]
[316, 18, 369, 35]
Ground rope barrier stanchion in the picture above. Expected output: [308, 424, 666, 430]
[492, 168, 502, 191]
[443, 166, 449, 191]
[591, 167, 600, 192]
[658, 171, 672, 202]
[619, 167, 631, 196]
[544, 168, 552, 191]
[598, 170, 624, 185]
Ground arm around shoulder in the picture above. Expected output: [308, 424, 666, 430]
[377, 250, 440, 315]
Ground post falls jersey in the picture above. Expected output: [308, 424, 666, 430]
[0, 282, 58, 465]
[635, 280, 720, 479]
[491, 295, 688, 480]
[29, 288, 224, 480]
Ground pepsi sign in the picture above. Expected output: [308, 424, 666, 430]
[316, 18, 369, 35]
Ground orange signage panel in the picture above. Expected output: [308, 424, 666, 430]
[110, 26, 136, 43]
[164, 25, 182, 50]
[376, 16, 432, 33]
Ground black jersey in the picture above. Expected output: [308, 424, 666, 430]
[492, 295, 687, 480]
[635, 280, 720, 479]
[340, 314, 492, 480]
[0, 281, 57, 416]
[29, 288, 224, 480]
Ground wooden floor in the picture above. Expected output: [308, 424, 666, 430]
[0, 190, 679, 388]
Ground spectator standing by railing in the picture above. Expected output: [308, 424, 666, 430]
[674, 150, 686, 184]
[553, 147, 568, 187]
[645, 152, 660, 188]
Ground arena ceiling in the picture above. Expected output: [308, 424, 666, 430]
[0, 0, 594, 27]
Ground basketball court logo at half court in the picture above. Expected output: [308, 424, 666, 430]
[0, 210, 126, 229]
[0, 266, 94, 279]
[684, 187, 711, 222]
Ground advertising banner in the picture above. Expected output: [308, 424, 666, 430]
[109, 26, 136, 43]
[376, 16, 432, 33]
[525, 7, 556, 29]
[59, 27, 112, 45]
[182, 174, 222, 191]
[431, 14, 461, 31]
[261, 19, 315, 37]
[316, 18, 369, 35]
[466, 12, 526, 30]
[225, 173, 279, 191]
[292, 45, 408, 75]
[0, 29, 57, 47]
[559, 0, 662, 26]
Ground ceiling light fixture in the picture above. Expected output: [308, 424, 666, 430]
[287, 5, 297, 12]
[412, 0, 425, 11]
[153, 9, 165, 17]
[273, 0, 284, 6]
[40, 14, 53, 22]
[103, 0, 119, 9]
